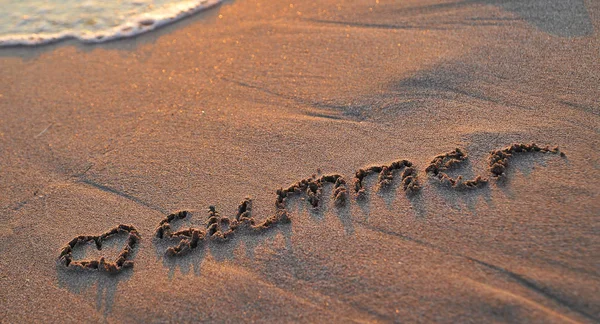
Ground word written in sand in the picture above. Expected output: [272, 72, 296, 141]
[58, 143, 565, 272]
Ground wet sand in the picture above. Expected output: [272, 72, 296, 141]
[1, 0, 599, 322]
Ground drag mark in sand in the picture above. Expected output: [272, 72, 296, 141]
[58, 225, 140, 273]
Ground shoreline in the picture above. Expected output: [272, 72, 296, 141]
[0, 0, 224, 48]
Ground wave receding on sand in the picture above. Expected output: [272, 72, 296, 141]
[0, 0, 221, 47]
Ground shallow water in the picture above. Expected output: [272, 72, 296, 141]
[0, 0, 221, 46]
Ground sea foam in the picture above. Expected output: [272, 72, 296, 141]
[0, 0, 222, 46]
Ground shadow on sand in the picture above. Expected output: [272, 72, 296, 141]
[390, 0, 594, 37]
[56, 262, 133, 318]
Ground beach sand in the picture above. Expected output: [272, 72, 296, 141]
[1, 0, 599, 322]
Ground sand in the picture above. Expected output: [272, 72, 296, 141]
[1, 0, 599, 322]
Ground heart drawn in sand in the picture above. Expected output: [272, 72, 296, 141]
[58, 224, 141, 273]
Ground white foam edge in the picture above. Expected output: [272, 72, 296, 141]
[0, 0, 222, 47]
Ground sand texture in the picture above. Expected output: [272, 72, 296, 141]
[1, 0, 599, 323]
